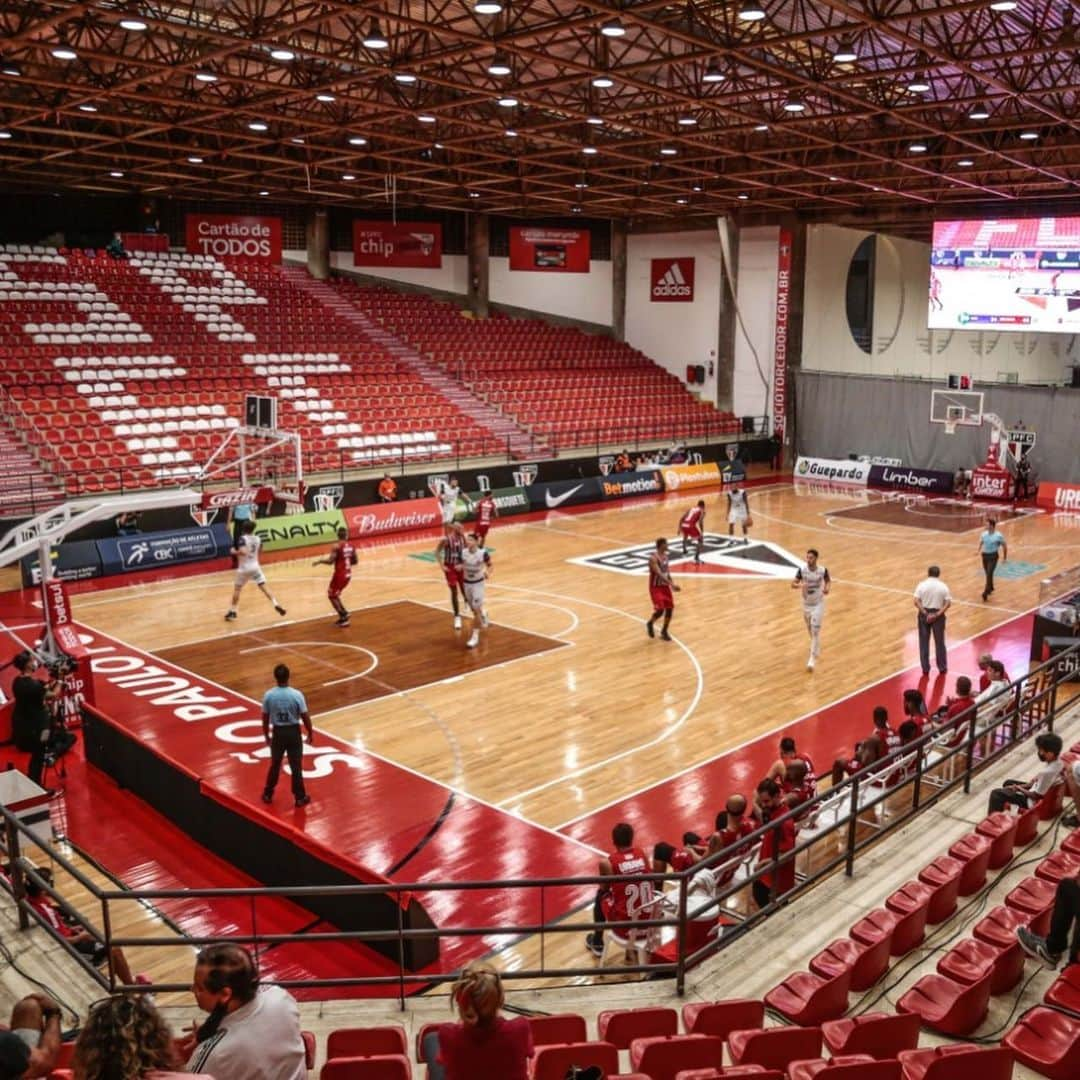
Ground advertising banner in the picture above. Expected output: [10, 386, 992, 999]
[509, 227, 590, 273]
[184, 214, 281, 262]
[352, 220, 442, 269]
[650, 258, 695, 302]
[460, 487, 531, 520]
[20, 540, 103, 587]
[344, 498, 441, 539]
[869, 465, 954, 494]
[98, 525, 232, 574]
[599, 471, 664, 499]
[971, 467, 1014, 500]
[41, 578, 86, 658]
[1037, 482, 1080, 513]
[720, 461, 747, 484]
[659, 462, 721, 492]
[255, 511, 345, 552]
[526, 477, 604, 511]
[794, 456, 872, 486]
[773, 228, 792, 442]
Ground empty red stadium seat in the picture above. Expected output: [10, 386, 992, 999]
[1005, 876, 1058, 918]
[896, 1044, 1013, 1080]
[822, 1012, 921, 1059]
[947, 833, 992, 896]
[895, 971, 992, 1035]
[319, 1057, 410, 1079]
[681, 999, 765, 1040]
[1061, 829, 1080, 857]
[727, 1026, 823, 1070]
[1038, 779, 1066, 820]
[1003, 1006, 1080, 1079]
[326, 1027, 407, 1060]
[1014, 803, 1042, 845]
[763, 967, 851, 1024]
[598, 1005, 678, 1047]
[1036, 850, 1080, 884]
[787, 1056, 901, 1080]
[629, 1034, 725, 1080]
[303, 1030, 316, 1069]
[936, 937, 1024, 995]
[973, 902, 1051, 946]
[671, 1070, 782, 1080]
[882, 889, 932, 952]
[531, 1041, 619, 1080]
[976, 813, 1019, 868]
[528, 1013, 588, 1047]
[810, 934, 891, 992]
[1044, 964, 1080, 1010]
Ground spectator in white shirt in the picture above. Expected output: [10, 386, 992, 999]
[178, 945, 305, 1080]
[913, 565, 951, 677]
[987, 733, 1064, 814]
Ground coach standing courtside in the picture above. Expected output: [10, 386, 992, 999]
[978, 518, 1008, 602]
[913, 565, 951, 676]
[261, 664, 313, 808]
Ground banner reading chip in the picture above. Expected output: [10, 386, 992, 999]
[353, 221, 443, 268]
[184, 214, 282, 262]
[509, 227, 590, 273]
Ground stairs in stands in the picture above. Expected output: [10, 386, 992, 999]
[280, 266, 542, 460]
[0, 415, 64, 518]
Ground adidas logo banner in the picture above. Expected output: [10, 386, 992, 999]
[650, 257, 695, 302]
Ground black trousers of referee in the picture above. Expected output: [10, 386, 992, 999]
[981, 553, 999, 598]
[263, 726, 307, 800]
[917, 611, 947, 675]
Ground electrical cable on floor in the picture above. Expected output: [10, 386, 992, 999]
[0, 938, 82, 1025]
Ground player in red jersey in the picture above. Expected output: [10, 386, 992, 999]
[435, 522, 468, 630]
[586, 822, 653, 958]
[768, 736, 817, 793]
[646, 537, 680, 641]
[313, 526, 357, 626]
[652, 832, 706, 873]
[473, 490, 498, 544]
[678, 500, 706, 563]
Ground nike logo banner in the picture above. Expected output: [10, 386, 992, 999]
[527, 478, 604, 512]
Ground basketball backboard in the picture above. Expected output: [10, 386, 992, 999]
[930, 388, 983, 430]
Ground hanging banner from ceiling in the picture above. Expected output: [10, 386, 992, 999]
[508, 227, 590, 273]
[184, 214, 282, 262]
[352, 221, 443, 268]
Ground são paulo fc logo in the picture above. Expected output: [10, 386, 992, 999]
[650, 258, 695, 302]
[570, 535, 803, 580]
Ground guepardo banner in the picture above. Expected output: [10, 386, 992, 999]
[794, 456, 872, 485]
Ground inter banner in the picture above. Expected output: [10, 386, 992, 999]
[509, 227, 590, 273]
[184, 214, 282, 262]
[352, 221, 442, 269]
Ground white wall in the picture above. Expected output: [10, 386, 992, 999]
[733, 225, 781, 423]
[489, 256, 612, 326]
[802, 224, 1078, 383]
[625, 230, 722, 400]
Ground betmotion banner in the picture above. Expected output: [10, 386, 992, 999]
[599, 471, 664, 499]
[868, 465, 954, 494]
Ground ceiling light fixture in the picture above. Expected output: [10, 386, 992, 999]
[505, 128, 518, 137]
[497, 96, 518, 107]
[187, 155, 204, 163]
[828, 175, 839, 181]
[582, 145, 598, 154]
[248, 121, 268, 131]
[591, 74, 615, 88]
[957, 158, 974, 166]
[290, 137, 305, 144]
[270, 48, 295, 61]
[474, 0, 503, 13]
[968, 101, 991, 119]
[1019, 130, 1039, 140]
[194, 71, 217, 82]
[660, 146, 677, 155]
[737, 192, 749, 199]
[909, 141, 928, 152]
[487, 55, 512, 76]
[1, 60, 22, 77]
[783, 95, 806, 112]
[78, 104, 97, 112]
[258, 189, 269, 195]
[692, 184, 702, 192]
[348, 135, 368, 145]
[119, 18, 148, 32]
[316, 92, 336, 102]
[571, 204, 583, 213]
[394, 72, 418, 83]
[575, 180, 588, 188]
[362, 20, 389, 49]
[417, 113, 436, 123]
[434, 141, 445, 149]
[109, 170, 124, 177]
[678, 115, 698, 126]
[907, 74, 931, 93]
[675, 197, 688, 205]
[600, 18, 626, 37]
[342, 173, 356, 180]
[754, 123, 769, 131]
[468, 191, 481, 198]
[0, 131, 12, 139]
[738, 2, 766, 22]
[586, 115, 604, 125]
[702, 65, 726, 83]
[51, 46, 78, 60]
[833, 38, 858, 63]
[989, 0, 1017, 9]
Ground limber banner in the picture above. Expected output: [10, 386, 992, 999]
[508, 227, 590, 273]
[184, 214, 282, 262]
[599, 471, 664, 499]
[254, 511, 345, 552]
[1038, 482, 1080, 513]
[869, 464, 954, 494]
[344, 498, 442, 538]
[526, 477, 604, 511]
[352, 221, 442, 269]
[659, 462, 721, 492]
[794, 456, 872, 485]
[98, 525, 233, 574]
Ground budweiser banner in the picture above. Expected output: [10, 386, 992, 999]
[650, 258, 695, 302]
[184, 214, 282, 262]
[773, 228, 792, 442]
[344, 498, 443, 537]
[509, 227, 590, 273]
[353, 221, 442, 269]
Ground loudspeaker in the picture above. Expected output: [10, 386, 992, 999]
[741, 416, 755, 434]
[244, 393, 277, 430]
[694, 365, 706, 384]
[1071, 365, 1080, 388]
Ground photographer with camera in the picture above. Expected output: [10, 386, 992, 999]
[10, 652, 58, 787]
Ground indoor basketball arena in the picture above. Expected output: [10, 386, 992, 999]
[2, 2, 1080, 1079]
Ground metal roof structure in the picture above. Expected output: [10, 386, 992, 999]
[1, 1, 1078, 236]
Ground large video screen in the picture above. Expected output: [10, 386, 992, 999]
[929, 216, 1080, 333]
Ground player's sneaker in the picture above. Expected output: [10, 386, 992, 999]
[1016, 926, 1061, 968]
[585, 933, 604, 958]
[295, 794, 312, 808]
[454, 615, 463, 630]
[337, 617, 350, 628]
[807, 657, 815, 671]
[261, 791, 273, 804]
[660, 630, 672, 641]
[466, 630, 480, 648]
[275, 604, 287, 616]
[225, 611, 237, 621]
[646, 621, 655, 638]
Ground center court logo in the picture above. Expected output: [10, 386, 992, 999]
[650, 258, 695, 302]
[570, 535, 803, 580]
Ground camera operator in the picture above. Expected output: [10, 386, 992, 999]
[10, 652, 60, 787]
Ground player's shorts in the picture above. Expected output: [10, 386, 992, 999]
[473, 524, 490, 542]
[680, 525, 702, 541]
[463, 580, 486, 610]
[728, 510, 748, 525]
[440, 504, 456, 526]
[234, 566, 266, 588]
[650, 584, 674, 611]
[328, 574, 351, 600]
[442, 565, 464, 589]
[803, 603, 824, 632]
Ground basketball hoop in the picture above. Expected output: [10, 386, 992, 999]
[197, 425, 304, 508]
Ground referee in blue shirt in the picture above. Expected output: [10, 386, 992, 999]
[261, 663, 314, 807]
[978, 517, 1008, 602]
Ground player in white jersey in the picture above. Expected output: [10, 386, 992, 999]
[792, 547, 830, 670]
[225, 520, 286, 621]
[727, 486, 752, 539]
[431, 476, 470, 534]
[456, 532, 492, 649]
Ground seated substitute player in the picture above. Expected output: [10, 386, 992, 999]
[313, 526, 357, 626]
[225, 520, 286, 621]
[585, 822, 653, 959]
[652, 832, 707, 873]
[457, 531, 492, 649]
[678, 500, 706, 563]
[830, 706, 893, 785]
[435, 522, 468, 630]
[473, 489, 498, 545]
[768, 736, 816, 793]
[646, 537, 680, 641]
[726, 485, 752, 539]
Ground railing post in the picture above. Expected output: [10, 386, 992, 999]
[912, 744, 924, 811]
[5, 816, 29, 930]
[1048, 668, 1060, 732]
[845, 777, 860, 876]
[675, 872, 689, 995]
[539, 884, 546, 974]
[396, 887, 406, 1011]
[102, 898, 116, 990]
[963, 713, 978, 794]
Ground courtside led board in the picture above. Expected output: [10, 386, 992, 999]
[929, 215, 1080, 333]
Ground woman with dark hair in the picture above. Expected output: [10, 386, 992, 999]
[72, 995, 212, 1079]
[179, 944, 305, 1080]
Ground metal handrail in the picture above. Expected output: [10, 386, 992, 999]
[2, 630, 1075, 1003]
